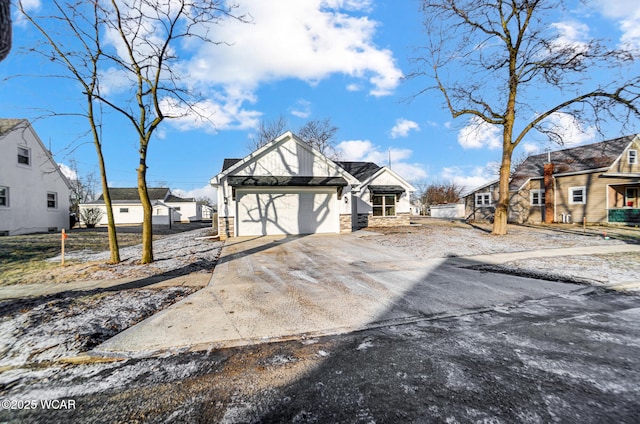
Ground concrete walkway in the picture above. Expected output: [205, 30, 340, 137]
[93, 235, 640, 357]
[0, 273, 209, 301]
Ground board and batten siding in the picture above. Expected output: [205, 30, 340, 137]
[233, 138, 341, 177]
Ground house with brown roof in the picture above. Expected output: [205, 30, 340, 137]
[80, 187, 203, 226]
[464, 134, 640, 225]
[211, 131, 416, 239]
[0, 119, 71, 235]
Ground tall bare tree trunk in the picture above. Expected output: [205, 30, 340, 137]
[137, 144, 153, 264]
[88, 98, 120, 263]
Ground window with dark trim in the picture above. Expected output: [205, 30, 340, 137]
[18, 147, 30, 166]
[372, 194, 396, 216]
[47, 192, 57, 209]
[0, 186, 8, 207]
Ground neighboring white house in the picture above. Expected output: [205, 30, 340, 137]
[80, 187, 203, 226]
[211, 131, 416, 239]
[0, 119, 71, 236]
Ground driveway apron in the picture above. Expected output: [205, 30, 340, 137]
[95, 232, 580, 355]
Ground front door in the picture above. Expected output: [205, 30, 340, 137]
[626, 187, 639, 208]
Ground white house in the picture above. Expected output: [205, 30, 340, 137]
[0, 119, 71, 236]
[80, 187, 203, 226]
[211, 131, 416, 239]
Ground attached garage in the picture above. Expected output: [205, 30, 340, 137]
[236, 187, 339, 236]
[211, 131, 415, 240]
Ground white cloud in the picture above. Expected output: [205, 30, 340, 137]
[441, 164, 496, 193]
[549, 21, 590, 54]
[183, 0, 402, 97]
[290, 99, 312, 119]
[588, 0, 640, 51]
[522, 143, 540, 154]
[539, 112, 596, 146]
[159, 89, 262, 133]
[390, 118, 420, 139]
[58, 163, 78, 181]
[336, 139, 428, 181]
[458, 117, 501, 150]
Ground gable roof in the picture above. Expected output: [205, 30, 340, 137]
[510, 135, 636, 190]
[222, 158, 242, 172]
[96, 187, 170, 202]
[334, 161, 381, 181]
[212, 131, 360, 186]
[0, 118, 72, 190]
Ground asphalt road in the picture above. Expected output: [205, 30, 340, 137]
[3, 287, 639, 424]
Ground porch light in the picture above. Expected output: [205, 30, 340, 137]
[224, 197, 228, 205]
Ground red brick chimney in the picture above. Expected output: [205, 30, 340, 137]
[543, 162, 554, 223]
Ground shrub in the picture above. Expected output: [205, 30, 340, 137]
[79, 207, 103, 228]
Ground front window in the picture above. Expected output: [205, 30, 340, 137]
[120, 208, 129, 213]
[530, 190, 545, 206]
[18, 147, 30, 166]
[47, 192, 57, 209]
[372, 194, 396, 216]
[0, 186, 8, 207]
[475, 193, 491, 207]
[629, 150, 638, 165]
[569, 187, 586, 204]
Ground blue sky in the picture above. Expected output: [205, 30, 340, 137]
[2, 0, 640, 203]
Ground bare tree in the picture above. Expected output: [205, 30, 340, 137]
[66, 158, 98, 216]
[20, 1, 122, 263]
[248, 115, 289, 151]
[249, 115, 340, 158]
[21, 0, 246, 263]
[298, 118, 339, 159]
[412, 0, 640, 235]
[422, 181, 463, 206]
[0, 0, 10, 61]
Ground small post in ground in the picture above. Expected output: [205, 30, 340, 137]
[61, 228, 68, 266]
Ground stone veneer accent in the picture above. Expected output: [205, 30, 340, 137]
[218, 216, 234, 240]
[366, 212, 411, 228]
[356, 213, 369, 230]
[339, 214, 352, 233]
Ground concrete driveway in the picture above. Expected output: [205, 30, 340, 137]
[95, 232, 581, 355]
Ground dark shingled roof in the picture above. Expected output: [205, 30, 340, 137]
[166, 194, 194, 202]
[334, 161, 381, 181]
[222, 158, 242, 172]
[96, 187, 170, 202]
[510, 135, 635, 190]
[228, 176, 348, 187]
[220, 159, 381, 183]
[368, 185, 405, 194]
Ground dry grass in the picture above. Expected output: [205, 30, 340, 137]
[0, 231, 143, 286]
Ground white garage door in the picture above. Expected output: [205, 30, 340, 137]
[236, 188, 338, 236]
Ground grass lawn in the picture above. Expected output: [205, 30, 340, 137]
[0, 230, 144, 286]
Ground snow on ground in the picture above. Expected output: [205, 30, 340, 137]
[1, 221, 638, 395]
[0, 287, 196, 368]
[369, 221, 640, 285]
[1, 228, 222, 375]
[47, 227, 223, 281]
